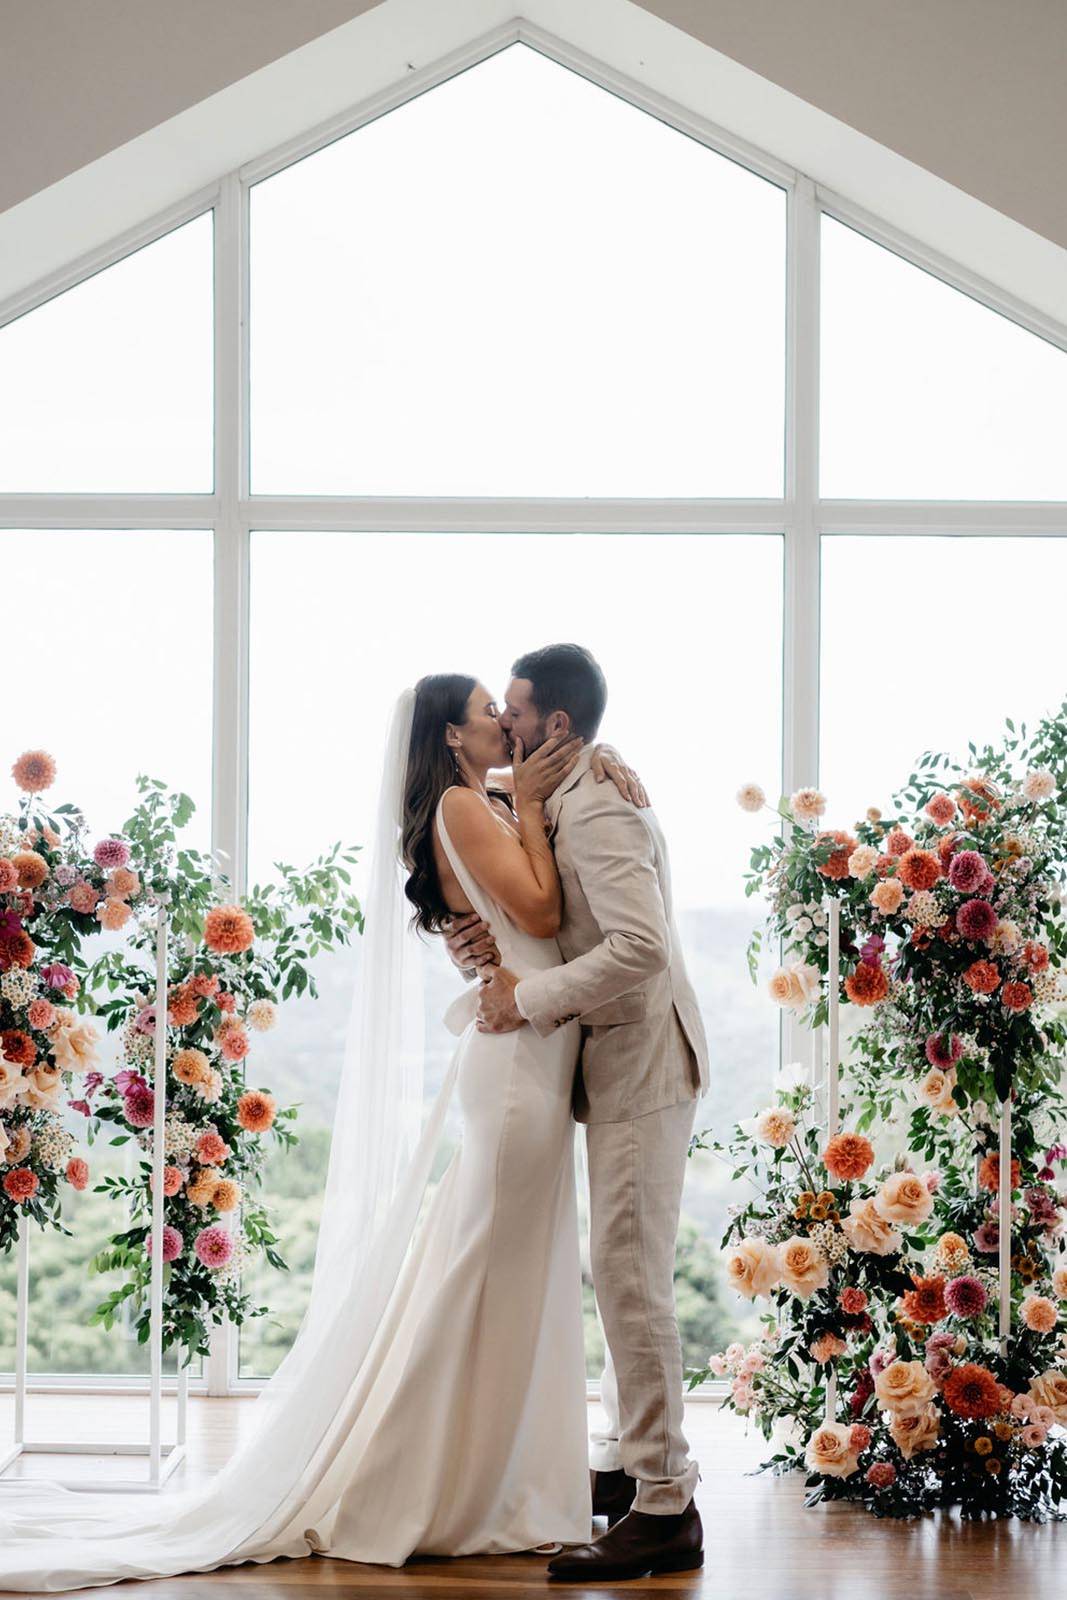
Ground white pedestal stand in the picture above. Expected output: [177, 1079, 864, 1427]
[823, 897, 841, 1423]
[998, 1097, 1012, 1356]
[1, 908, 188, 1490]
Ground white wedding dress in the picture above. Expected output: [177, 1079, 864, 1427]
[0, 780, 592, 1588]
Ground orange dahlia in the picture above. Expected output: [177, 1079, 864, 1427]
[203, 905, 255, 955]
[900, 1274, 948, 1325]
[11, 750, 56, 793]
[813, 831, 857, 880]
[844, 963, 889, 1006]
[977, 1151, 1021, 1192]
[172, 1047, 210, 1087]
[823, 1132, 875, 1182]
[942, 1362, 1002, 1420]
[0, 927, 35, 971]
[963, 960, 1000, 995]
[1, 1030, 37, 1067]
[896, 848, 941, 891]
[12, 850, 49, 890]
[237, 1089, 276, 1133]
[167, 986, 200, 1027]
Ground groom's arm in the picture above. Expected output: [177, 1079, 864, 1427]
[514, 793, 670, 1037]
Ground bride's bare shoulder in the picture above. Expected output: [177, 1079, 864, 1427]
[439, 785, 494, 837]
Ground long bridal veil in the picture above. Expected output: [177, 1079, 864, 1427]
[0, 688, 462, 1590]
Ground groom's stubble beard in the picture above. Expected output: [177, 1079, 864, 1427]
[519, 719, 553, 758]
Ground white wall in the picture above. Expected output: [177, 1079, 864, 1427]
[2, 0, 1066, 248]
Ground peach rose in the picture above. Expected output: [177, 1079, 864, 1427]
[754, 1107, 797, 1149]
[874, 1359, 937, 1418]
[1027, 1370, 1067, 1425]
[49, 1017, 100, 1074]
[779, 1236, 830, 1300]
[1051, 1264, 1067, 1300]
[767, 963, 820, 1010]
[917, 1067, 959, 1116]
[869, 878, 905, 915]
[888, 1403, 941, 1458]
[724, 1237, 782, 1300]
[841, 1196, 902, 1257]
[874, 1171, 933, 1228]
[804, 1421, 859, 1478]
[95, 897, 132, 932]
[106, 866, 141, 900]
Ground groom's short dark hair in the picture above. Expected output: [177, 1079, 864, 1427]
[511, 643, 607, 741]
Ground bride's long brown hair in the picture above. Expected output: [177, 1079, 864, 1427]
[401, 673, 477, 935]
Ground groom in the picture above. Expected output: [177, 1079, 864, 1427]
[446, 642, 709, 1582]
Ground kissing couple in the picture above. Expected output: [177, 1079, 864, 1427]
[0, 643, 709, 1593]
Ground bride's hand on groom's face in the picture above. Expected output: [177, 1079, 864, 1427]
[511, 733, 583, 807]
[443, 912, 500, 973]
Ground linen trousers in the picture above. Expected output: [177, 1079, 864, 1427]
[586, 1093, 700, 1514]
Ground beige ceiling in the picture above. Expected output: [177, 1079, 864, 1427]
[2, 0, 1065, 250]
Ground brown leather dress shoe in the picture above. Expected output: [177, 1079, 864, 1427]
[590, 1467, 637, 1525]
[547, 1499, 703, 1581]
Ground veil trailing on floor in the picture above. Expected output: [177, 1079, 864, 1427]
[0, 688, 463, 1591]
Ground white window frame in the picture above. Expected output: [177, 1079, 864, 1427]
[2, 19, 1065, 1397]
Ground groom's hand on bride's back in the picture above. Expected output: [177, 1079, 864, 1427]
[443, 911, 500, 974]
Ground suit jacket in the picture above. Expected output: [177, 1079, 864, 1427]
[515, 746, 710, 1124]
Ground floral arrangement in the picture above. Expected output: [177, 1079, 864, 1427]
[1, 749, 149, 1251]
[2, 751, 363, 1363]
[695, 699, 1067, 1519]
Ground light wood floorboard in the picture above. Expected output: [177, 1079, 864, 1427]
[0, 1394, 1061, 1598]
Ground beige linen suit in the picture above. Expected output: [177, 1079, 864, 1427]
[514, 746, 710, 1515]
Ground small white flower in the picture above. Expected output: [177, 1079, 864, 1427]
[785, 903, 805, 922]
[813, 931, 828, 946]
[795, 917, 813, 935]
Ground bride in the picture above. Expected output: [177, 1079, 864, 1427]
[0, 673, 635, 1590]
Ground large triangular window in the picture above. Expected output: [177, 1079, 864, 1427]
[249, 43, 786, 497]
[0, 214, 213, 493]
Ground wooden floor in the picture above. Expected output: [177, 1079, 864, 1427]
[0, 1393, 1063, 1599]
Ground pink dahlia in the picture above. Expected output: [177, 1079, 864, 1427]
[956, 899, 997, 942]
[945, 1274, 988, 1318]
[925, 1032, 963, 1070]
[146, 1225, 183, 1263]
[948, 850, 993, 894]
[194, 1226, 233, 1270]
[866, 1461, 897, 1488]
[93, 837, 131, 869]
[123, 1082, 156, 1128]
